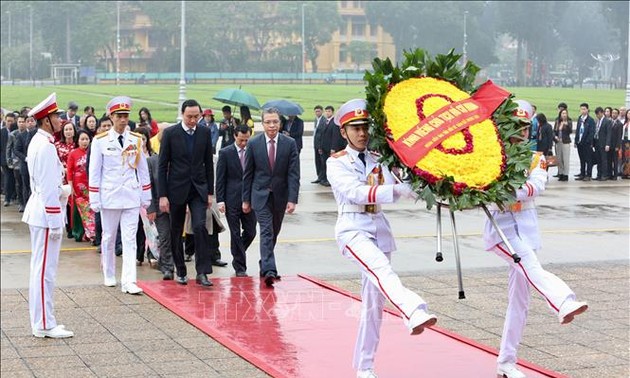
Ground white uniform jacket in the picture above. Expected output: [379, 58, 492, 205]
[327, 147, 399, 253]
[483, 152, 547, 250]
[88, 129, 151, 210]
[22, 129, 65, 229]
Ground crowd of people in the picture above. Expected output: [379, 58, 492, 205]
[1, 93, 599, 378]
[527, 102, 630, 181]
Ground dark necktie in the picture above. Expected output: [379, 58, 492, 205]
[239, 148, 245, 170]
[358, 152, 366, 166]
[118, 135, 124, 147]
[187, 128, 194, 136]
[268, 139, 276, 171]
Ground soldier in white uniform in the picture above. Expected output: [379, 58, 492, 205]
[484, 100, 588, 378]
[22, 93, 74, 338]
[327, 99, 437, 378]
[89, 96, 151, 294]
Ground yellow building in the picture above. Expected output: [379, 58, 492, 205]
[103, 1, 395, 74]
[314, 1, 396, 73]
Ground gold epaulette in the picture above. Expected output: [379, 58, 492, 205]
[130, 131, 142, 138]
[95, 131, 108, 139]
[331, 150, 347, 158]
[530, 152, 543, 171]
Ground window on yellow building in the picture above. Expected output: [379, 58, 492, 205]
[339, 43, 348, 63]
[352, 21, 365, 37]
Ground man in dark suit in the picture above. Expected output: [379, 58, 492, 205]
[216, 124, 257, 277]
[281, 115, 304, 154]
[608, 108, 624, 179]
[574, 103, 596, 181]
[318, 105, 346, 187]
[242, 107, 300, 287]
[1, 112, 16, 204]
[593, 107, 612, 180]
[158, 99, 215, 287]
[60, 101, 80, 127]
[311, 105, 325, 183]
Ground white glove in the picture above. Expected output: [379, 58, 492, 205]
[91, 203, 101, 213]
[49, 227, 63, 240]
[393, 183, 418, 201]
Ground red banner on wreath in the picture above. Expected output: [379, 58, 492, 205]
[388, 80, 510, 169]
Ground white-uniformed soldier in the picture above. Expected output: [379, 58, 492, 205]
[484, 100, 588, 378]
[23, 93, 74, 338]
[327, 99, 437, 378]
[89, 96, 151, 294]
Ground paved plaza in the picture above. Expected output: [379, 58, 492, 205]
[1, 135, 629, 377]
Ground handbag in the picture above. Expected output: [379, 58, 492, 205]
[546, 155, 558, 167]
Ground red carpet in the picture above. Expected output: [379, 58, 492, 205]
[138, 275, 565, 378]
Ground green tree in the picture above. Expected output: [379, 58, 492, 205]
[347, 41, 374, 71]
[301, 1, 343, 73]
[364, 1, 497, 67]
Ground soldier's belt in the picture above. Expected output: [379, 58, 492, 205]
[486, 201, 535, 213]
[338, 204, 382, 214]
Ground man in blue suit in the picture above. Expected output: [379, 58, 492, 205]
[242, 107, 300, 287]
[216, 124, 257, 277]
[574, 103, 596, 181]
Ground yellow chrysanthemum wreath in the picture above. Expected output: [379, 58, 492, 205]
[365, 49, 532, 210]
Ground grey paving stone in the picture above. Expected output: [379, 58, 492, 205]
[1, 358, 29, 372]
[80, 352, 141, 367]
[203, 357, 259, 372]
[71, 341, 129, 355]
[23, 355, 85, 370]
[31, 367, 96, 378]
[16, 345, 75, 358]
[89, 363, 158, 377]
[134, 348, 198, 364]
[0, 370, 35, 377]
[151, 360, 219, 375]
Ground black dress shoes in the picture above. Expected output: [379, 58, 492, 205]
[235, 271, 249, 277]
[175, 275, 188, 285]
[211, 259, 228, 267]
[320, 181, 331, 187]
[163, 271, 174, 281]
[196, 274, 213, 287]
[311, 179, 321, 184]
[184, 254, 193, 262]
[264, 272, 278, 287]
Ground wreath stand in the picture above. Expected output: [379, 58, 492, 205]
[434, 202, 521, 299]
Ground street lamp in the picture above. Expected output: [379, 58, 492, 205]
[177, 0, 186, 121]
[6, 10, 11, 80]
[301, 3, 306, 83]
[29, 5, 33, 81]
[462, 11, 468, 67]
[116, 1, 120, 86]
[626, 4, 630, 108]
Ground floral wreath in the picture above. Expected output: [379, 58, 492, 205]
[365, 49, 532, 210]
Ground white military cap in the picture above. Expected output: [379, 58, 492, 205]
[28, 92, 63, 120]
[107, 96, 133, 114]
[334, 99, 370, 128]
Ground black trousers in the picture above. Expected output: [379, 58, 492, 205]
[577, 144, 593, 177]
[20, 167, 30, 204]
[136, 216, 146, 262]
[313, 147, 322, 179]
[2, 165, 15, 202]
[170, 189, 212, 277]
[225, 205, 257, 273]
[255, 195, 285, 276]
[317, 150, 329, 183]
[594, 144, 609, 178]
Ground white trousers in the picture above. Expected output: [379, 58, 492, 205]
[100, 208, 139, 286]
[491, 237, 575, 364]
[29, 226, 62, 331]
[343, 236, 427, 370]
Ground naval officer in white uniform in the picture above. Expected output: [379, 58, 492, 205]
[23, 93, 74, 338]
[327, 99, 437, 378]
[484, 100, 588, 378]
[89, 96, 151, 294]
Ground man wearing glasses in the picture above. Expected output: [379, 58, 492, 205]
[242, 107, 300, 287]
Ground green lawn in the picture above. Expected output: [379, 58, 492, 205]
[0, 83, 625, 124]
